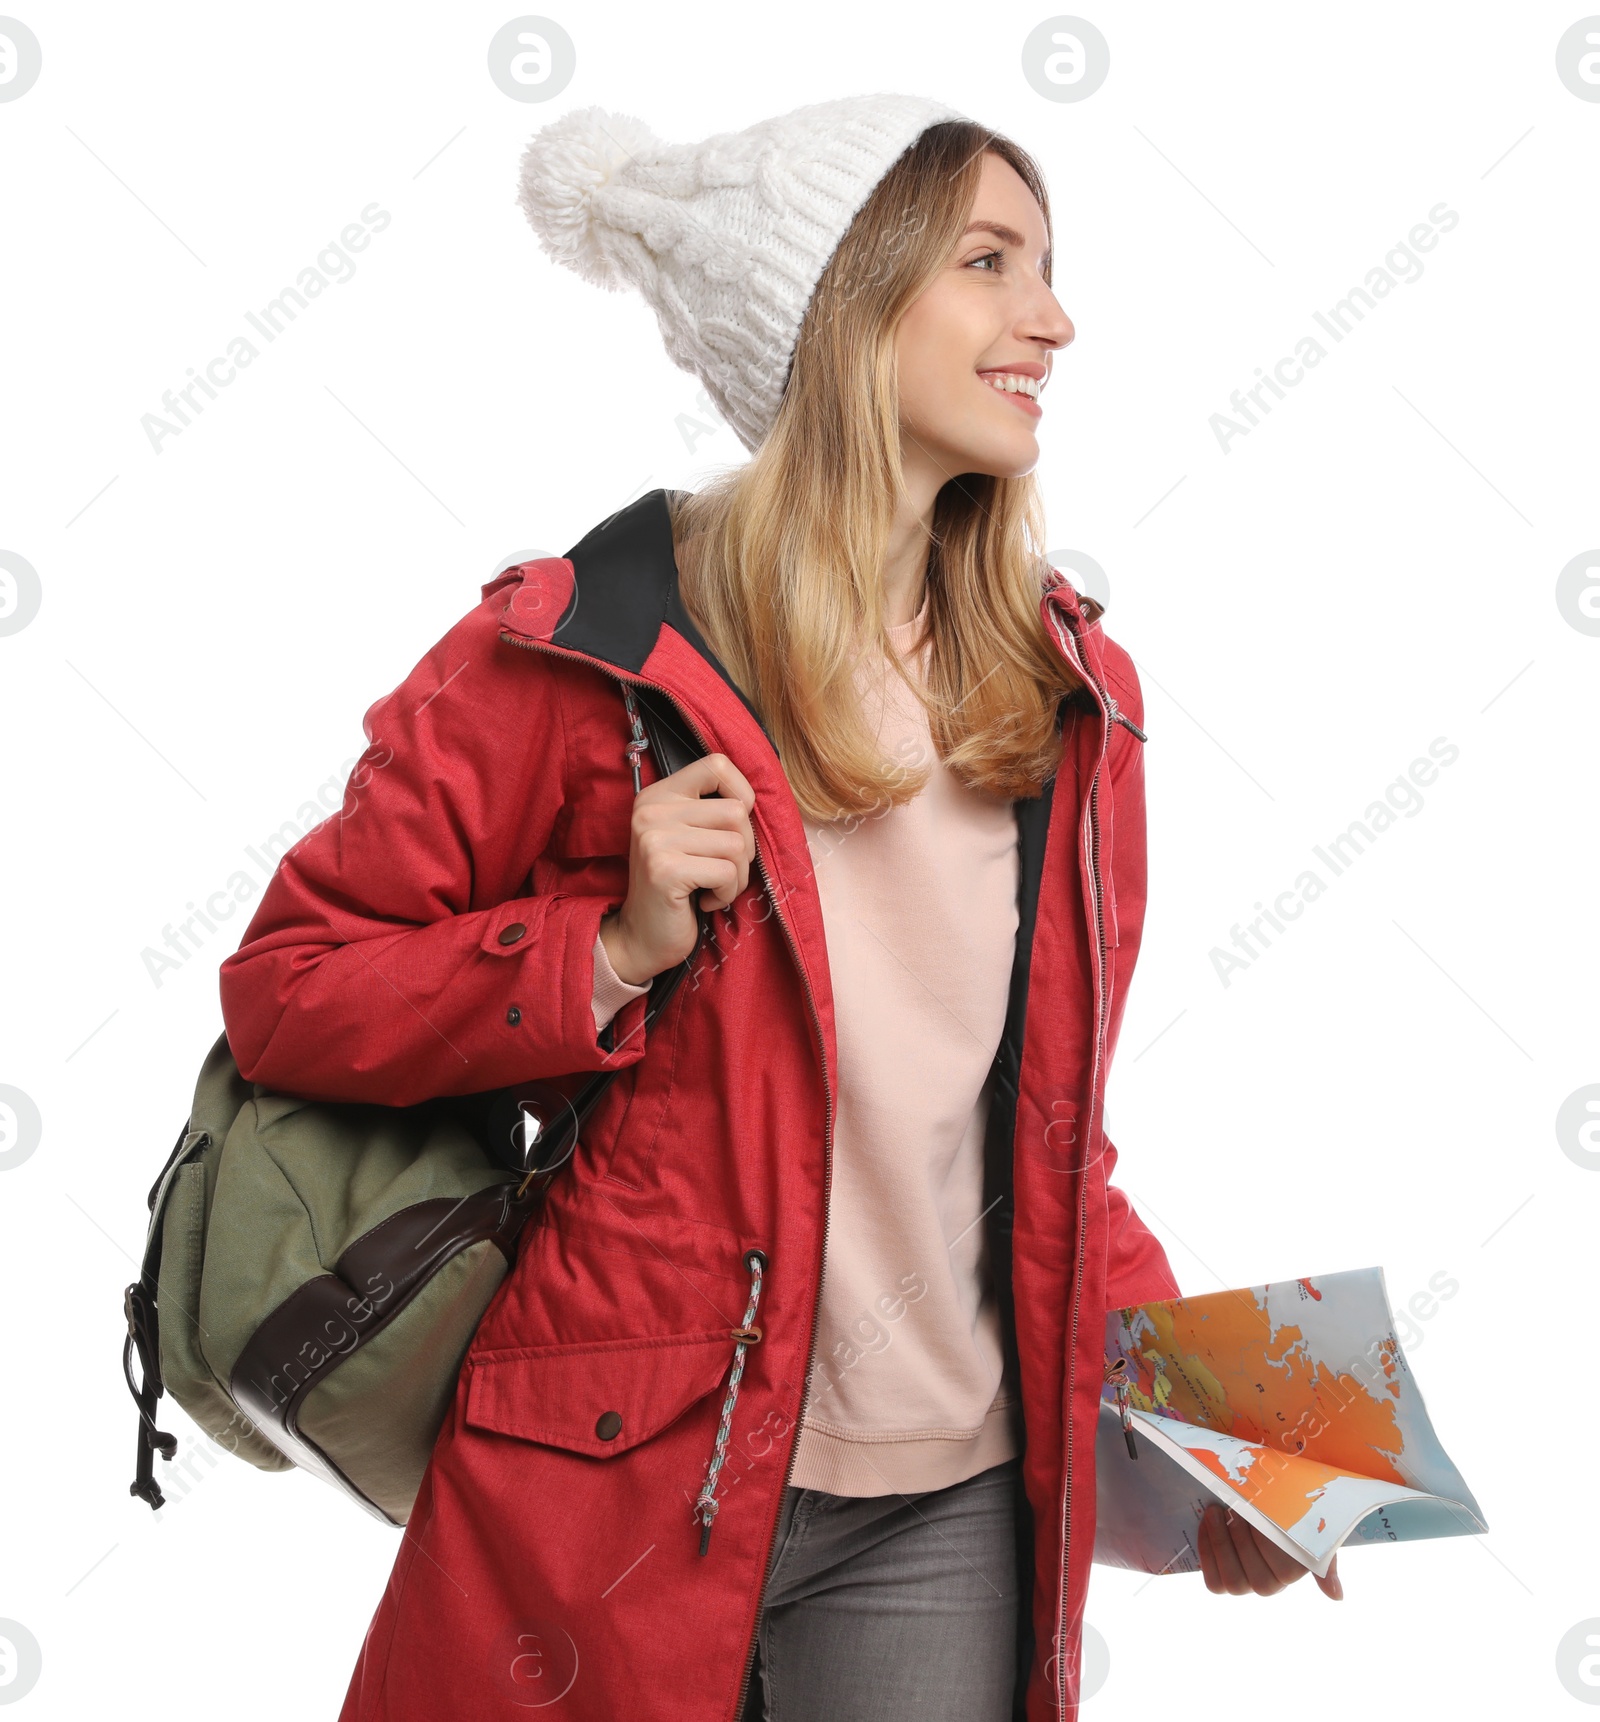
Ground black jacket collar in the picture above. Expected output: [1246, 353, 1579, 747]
[561, 488, 773, 743]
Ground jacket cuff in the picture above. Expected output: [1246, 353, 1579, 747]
[591, 931, 653, 1034]
[475, 892, 647, 1074]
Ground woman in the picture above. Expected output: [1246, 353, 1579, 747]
[218, 94, 1336, 1722]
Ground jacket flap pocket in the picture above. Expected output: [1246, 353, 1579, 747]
[551, 794, 630, 861]
[465, 1331, 734, 1457]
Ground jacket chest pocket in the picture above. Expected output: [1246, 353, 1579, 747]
[1100, 787, 1119, 948]
[530, 790, 633, 899]
[550, 794, 632, 862]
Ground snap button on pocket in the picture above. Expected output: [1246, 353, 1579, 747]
[498, 923, 527, 946]
[506, 1005, 522, 1025]
[595, 1411, 623, 1440]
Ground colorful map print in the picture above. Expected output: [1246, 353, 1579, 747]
[1094, 1268, 1485, 1577]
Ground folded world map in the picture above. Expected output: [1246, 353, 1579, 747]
[1094, 1267, 1486, 1580]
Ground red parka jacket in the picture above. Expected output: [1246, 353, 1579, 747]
[217, 488, 1180, 1722]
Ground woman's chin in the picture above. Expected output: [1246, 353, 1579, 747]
[911, 424, 1043, 485]
[959, 437, 1042, 481]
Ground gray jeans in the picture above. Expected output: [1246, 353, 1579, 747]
[740, 1456, 1022, 1721]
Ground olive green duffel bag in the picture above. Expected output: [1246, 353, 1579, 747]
[120, 683, 707, 1525]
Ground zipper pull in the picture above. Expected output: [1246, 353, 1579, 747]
[1103, 695, 1147, 744]
[1104, 1356, 1139, 1459]
[1050, 603, 1147, 742]
[621, 684, 650, 794]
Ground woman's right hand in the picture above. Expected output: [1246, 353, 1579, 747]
[598, 753, 758, 986]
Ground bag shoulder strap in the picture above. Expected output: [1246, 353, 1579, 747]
[483, 679, 716, 1177]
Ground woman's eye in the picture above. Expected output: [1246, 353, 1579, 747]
[967, 248, 1005, 272]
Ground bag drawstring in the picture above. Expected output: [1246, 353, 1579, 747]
[693, 1249, 767, 1556]
[123, 1281, 176, 1507]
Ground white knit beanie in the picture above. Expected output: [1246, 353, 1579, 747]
[516, 93, 968, 453]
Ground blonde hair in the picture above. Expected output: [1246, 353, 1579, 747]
[668, 120, 1091, 825]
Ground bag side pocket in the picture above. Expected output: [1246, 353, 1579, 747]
[157, 1161, 293, 1472]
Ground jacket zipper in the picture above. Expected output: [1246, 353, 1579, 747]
[496, 626, 835, 1722]
[728, 862, 832, 1722]
[1044, 595, 1115, 1720]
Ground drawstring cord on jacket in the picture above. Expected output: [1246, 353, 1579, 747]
[693, 1249, 767, 1556]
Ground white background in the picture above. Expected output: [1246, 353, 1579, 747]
[1, 2, 1596, 1717]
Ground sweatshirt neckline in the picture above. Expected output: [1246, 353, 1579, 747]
[886, 590, 930, 650]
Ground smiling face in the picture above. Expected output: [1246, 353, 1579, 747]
[893, 150, 1074, 489]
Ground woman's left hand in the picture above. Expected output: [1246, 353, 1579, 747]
[1197, 1503, 1344, 1600]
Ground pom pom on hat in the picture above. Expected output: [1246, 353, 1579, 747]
[516, 105, 662, 291]
[515, 93, 969, 451]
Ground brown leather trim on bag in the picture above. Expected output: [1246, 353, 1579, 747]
[229, 1182, 536, 1522]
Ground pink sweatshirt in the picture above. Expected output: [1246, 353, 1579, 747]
[590, 594, 1022, 1496]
